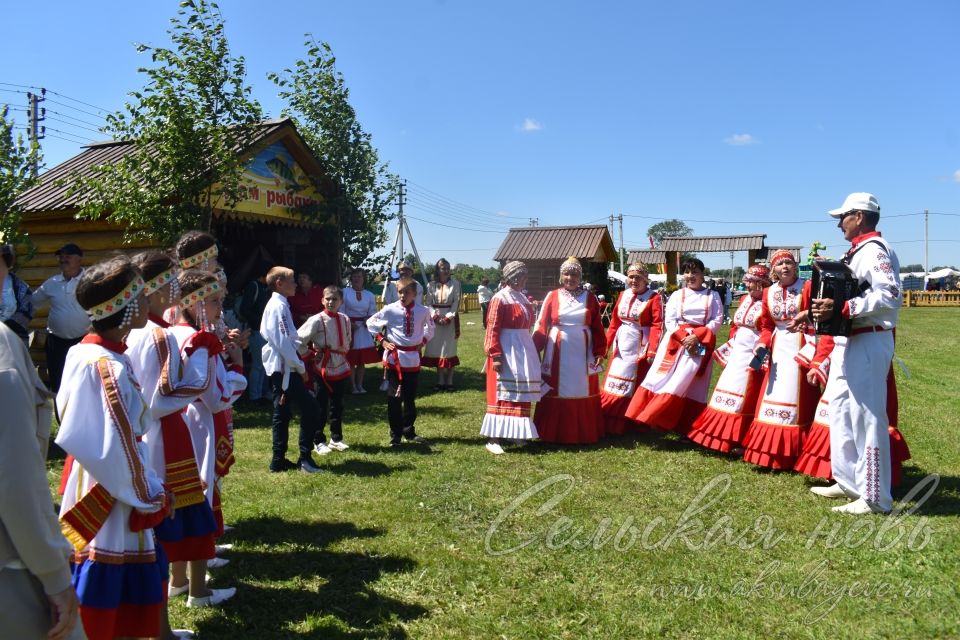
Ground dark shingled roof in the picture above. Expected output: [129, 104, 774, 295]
[626, 250, 667, 265]
[494, 225, 616, 262]
[15, 119, 293, 213]
[660, 234, 766, 252]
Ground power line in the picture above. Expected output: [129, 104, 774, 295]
[405, 215, 507, 234]
[45, 133, 89, 144]
[45, 108, 104, 130]
[620, 211, 929, 224]
[46, 116, 103, 135]
[44, 89, 110, 115]
[405, 200, 506, 230]
[43, 126, 92, 143]
[44, 97, 107, 120]
[405, 179, 528, 220]
[405, 188, 517, 227]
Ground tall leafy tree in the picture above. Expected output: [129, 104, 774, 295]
[647, 218, 694, 247]
[270, 38, 400, 274]
[74, 0, 262, 245]
[0, 106, 41, 249]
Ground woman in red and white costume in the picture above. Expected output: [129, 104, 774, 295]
[532, 257, 606, 444]
[688, 264, 771, 453]
[342, 268, 380, 393]
[423, 258, 462, 391]
[480, 261, 542, 454]
[599, 262, 663, 435]
[55, 256, 170, 640]
[740, 250, 820, 470]
[626, 258, 723, 434]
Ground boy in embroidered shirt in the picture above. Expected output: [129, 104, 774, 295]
[366, 277, 435, 446]
[298, 285, 352, 454]
[260, 266, 323, 473]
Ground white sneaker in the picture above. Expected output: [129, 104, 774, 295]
[379, 379, 390, 391]
[215, 543, 233, 553]
[328, 440, 350, 451]
[832, 498, 890, 515]
[172, 629, 196, 639]
[187, 587, 237, 608]
[314, 442, 332, 456]
[810, 483, 854, 499]
[357, 387, 367, 394]
[485, 442, 505, 455]
[352, 387, 363, 395]
[168, 582, 190, 598]
[207, 556, 230, 569]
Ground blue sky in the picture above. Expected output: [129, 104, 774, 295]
[2, 1, 958, 272]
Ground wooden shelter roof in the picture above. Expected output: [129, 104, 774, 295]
[626, 249, 667, 265]
[659, 234, 767, 252]
[14, 118, 318, 215]
[493, 225, 616, 262]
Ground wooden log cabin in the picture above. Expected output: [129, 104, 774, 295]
[13, 118, 341, 376]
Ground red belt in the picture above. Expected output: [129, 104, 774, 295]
[317, 347, 349, 392]
[851, 325, 891, 336]
[387, 344, 421, 385]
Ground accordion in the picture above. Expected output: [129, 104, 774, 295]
[810, 260, 860, 336]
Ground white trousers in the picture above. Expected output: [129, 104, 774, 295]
[828, 330, 894, 511]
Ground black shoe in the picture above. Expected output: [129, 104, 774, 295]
[389, 439, 402, 447]
[268, 458, 298, 472]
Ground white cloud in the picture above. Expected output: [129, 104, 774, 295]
[496, 210, 512, 217]
[723, 133, 758, 146]
[953, 169, 960, 183]
[518, 118, 542, 132]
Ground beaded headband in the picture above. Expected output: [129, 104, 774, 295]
[560, 256, 582, 276]
[179, 245, 218, 269]
[86, 277, 145, 320]
[769, 249, 796, 268]
[626, 262, 649, 276]
[178, 280, 223, 310]
[144, 268, 176, 296]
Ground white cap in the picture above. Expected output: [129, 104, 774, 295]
[828, 192, 880, 219]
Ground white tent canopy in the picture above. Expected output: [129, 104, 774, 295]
[609, 269, 667, 284]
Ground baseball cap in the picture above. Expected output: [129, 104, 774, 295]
[55, 243, 84, 256]
[828, 193, 880, 219]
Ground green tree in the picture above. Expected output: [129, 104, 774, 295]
[647, 219, 694, 247]
[74, 0, 262, 245]
[270, 38, 400, 275]
[0, 106, 41, 249]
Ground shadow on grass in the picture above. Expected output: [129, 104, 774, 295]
[325, 459, 415, 477]
[894, 465, 960, 517]
[201, 517, 427, 639]
[349, 442, 440, 456]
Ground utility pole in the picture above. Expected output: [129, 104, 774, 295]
[617, 211, 625, 273]
[924, 209, 929, 279]
[26, 89, 46, 177]
[528, 217, 539, 227]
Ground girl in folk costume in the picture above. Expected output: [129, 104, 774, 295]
[423, 258, 462, 391]
[126, 252, 220, 637]
[55, 256, 170, 640]
[298, 285, 353, 453]
[342, 268, 380, 394]
[532, 257, 607, 444]
[740, 250, 820, 470]
[792, 335, 911, 488]
[688, 264, 771, 453]
[168, 269, 245, 607]
[480, 261, 542, 455]
[599, 262, 664, 435]
[625, 258, 724, 434]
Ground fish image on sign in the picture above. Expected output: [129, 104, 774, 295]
[265, 156, 303, 191]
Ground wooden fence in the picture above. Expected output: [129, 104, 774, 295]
[903, 290, 960, 307]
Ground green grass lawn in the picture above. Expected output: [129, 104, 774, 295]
[53, 309, 960, 638]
